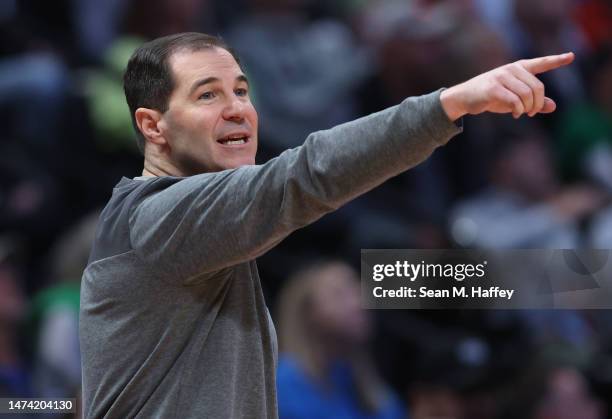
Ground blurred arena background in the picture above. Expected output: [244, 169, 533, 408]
[0, 0, 611, 418]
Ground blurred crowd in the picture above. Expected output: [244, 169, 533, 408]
[0, 0, 611, 418]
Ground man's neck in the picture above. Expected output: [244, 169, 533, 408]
[142, 154, 183, 177]
[142, 167, 162, 177]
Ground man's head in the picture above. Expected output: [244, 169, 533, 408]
[124, 32, 258, 175]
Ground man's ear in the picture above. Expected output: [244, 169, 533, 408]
[135, 108, 167, 147]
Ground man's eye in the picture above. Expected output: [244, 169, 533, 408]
[235, 88, 248, 97]
[199, 91, 215, 100]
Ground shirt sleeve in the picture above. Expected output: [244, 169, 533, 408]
[129, 89, 462, 281]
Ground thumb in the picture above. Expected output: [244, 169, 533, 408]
[539, 97, 557, 114]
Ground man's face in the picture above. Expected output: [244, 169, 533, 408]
[159, 47, 258, 175]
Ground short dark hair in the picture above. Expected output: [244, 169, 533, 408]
[123, 32, 241, 153]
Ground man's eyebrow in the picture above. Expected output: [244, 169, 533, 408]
[189, 77, 219, 95]
[189, 75, 249, 95]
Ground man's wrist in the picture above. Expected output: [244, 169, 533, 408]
[440, 85, 467, 122]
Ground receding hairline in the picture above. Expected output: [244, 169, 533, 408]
[168, 43, 236, 62]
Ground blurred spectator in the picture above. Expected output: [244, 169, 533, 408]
[514, 0, 587, 59]
[556, 48, 612, 189]
[71, 0, 126, 63]
[501, 360, 606, 419]
[0, 53, 69, 153]
[532, 367, 604, 419]
[122, 0, 209, 41]
[28, 211, 99, 401]
[374, 308, 529, 419]
[357, 0, 457, 103]
[408, 385, 464, 419]
[82, 37, 142, 153]
[475, 0, 588, 107]
[450, 121, 608, 248]
[573, 0, 612, 51]
[276, 261, 405, 419]
[0, 251, 31, 397]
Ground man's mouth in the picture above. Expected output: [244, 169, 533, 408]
[217, 133, 250, 146]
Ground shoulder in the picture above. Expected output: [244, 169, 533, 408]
[87, 176, 183, 264]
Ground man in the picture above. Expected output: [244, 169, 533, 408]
[79, 32, 574, 418]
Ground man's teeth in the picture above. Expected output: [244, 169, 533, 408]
[219, 135, 248, 145]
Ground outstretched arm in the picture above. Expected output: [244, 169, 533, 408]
[130, 91, 459, 281]
[129, 53, 575, 281]
[440, 52, 575, 121]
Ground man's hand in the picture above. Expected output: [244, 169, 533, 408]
[440, 52, 575, 121]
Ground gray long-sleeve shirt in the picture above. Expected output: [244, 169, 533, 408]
[79, 90, 461, 418]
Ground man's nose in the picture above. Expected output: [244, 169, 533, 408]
[222, 97, 245, 122]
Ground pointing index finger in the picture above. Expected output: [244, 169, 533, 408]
[519, 52, 575, 75]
